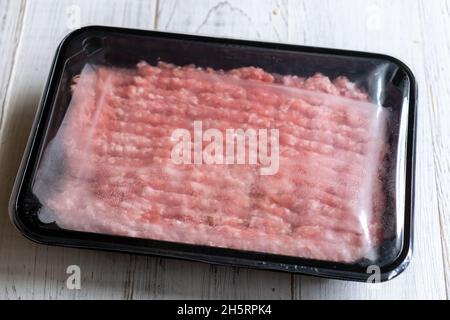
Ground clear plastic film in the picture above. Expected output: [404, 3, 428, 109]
[34, 60, 391, 264]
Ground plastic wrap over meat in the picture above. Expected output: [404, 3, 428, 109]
[33, 61, 390, 263]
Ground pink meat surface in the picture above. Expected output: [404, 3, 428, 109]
[34, 61, 388, 263]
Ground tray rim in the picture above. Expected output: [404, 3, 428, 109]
[8, 25, 418, 283]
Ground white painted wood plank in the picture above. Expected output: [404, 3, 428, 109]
[417, 0, 450, 298]
[132, 259, 292, 300]
[0, 0, 28, 299]
[0, 0, 157, 300]
[154, 0, 293, 300]
[287, 0, 447, 299]
[156, 0, 288, 41]
[0, 0, 26, 133]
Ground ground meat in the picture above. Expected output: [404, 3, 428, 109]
[33, 61, 388, 263]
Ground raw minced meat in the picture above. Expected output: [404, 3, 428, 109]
[34, 61, 388, 263]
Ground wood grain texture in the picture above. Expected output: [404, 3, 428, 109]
[0, 0, 26, 134]
[419, 0, 450, 296]
[0, 0, 448, 300]
[156, 0, 288, 41]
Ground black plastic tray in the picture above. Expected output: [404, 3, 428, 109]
[9, 26, 417, 282]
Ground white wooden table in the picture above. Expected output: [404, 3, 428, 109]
[0, 0, 449, 300]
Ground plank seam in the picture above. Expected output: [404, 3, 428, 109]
[417, 0, 448, 300]
[153, 0, 160, 30]
[0, 0, 28, 133]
